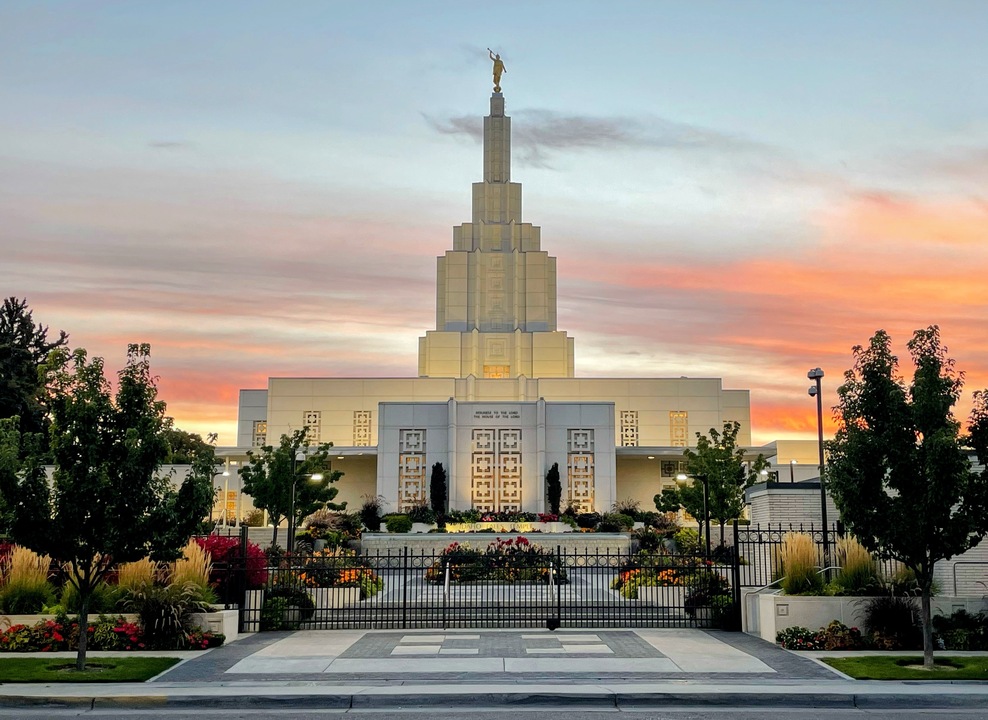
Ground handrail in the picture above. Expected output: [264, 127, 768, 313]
[742, 565, 842, 607]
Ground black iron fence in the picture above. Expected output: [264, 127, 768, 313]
[734, 522, 906, 589]
[232, 541, 740, 633]
[211, 521, 974, 633]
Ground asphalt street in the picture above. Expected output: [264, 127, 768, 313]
[3, 708, 988, 719]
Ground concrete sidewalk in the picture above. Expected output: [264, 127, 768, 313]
[2, 628, 987, 710]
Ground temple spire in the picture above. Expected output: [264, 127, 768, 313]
[483, 93, 510, 184]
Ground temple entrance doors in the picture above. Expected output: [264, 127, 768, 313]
[469, 428, 523, 512]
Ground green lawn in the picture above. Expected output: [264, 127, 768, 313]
[0, 656, 180, 683]
[824, 655, 988, 680]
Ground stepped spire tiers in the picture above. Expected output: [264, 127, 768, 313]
[418, 93, 575, 379]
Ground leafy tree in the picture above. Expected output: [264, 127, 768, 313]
[827, 327, 988, 668]
[429, 462, 447, 515]
[0, 297, 68, 440]
[239, 428, 345, 547]
[655, 421, 766, 546]
[545, 462, 562, 515]
[162, 421, 213, 464]
[9, 344, 215, 670]
[0, 416, 47, 537]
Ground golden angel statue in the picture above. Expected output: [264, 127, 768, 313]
[488, 48, 506, 92]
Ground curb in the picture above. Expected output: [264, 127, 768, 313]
[4, 689, 988, 710]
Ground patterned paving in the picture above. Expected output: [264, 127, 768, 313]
[155, 628, 841, 682]
[341, 631, 663, 658]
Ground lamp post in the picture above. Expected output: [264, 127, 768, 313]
[676, 472, 711, 560]
[288, 449, 305, 552]
[789, 459, 796, 483]
[807, 367, 829, 567]
[287, 449, 324, 553]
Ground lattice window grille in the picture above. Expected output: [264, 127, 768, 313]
[567, 429, 595, 513]
[567, 429, 594, 454]
[302, 411, 321, 444]
[252, 421, 267, 448]
[661, 460, 686, 478]
[398, 429, 427, 512]
[399, 429, 426, 454]
[470, 428, 522, 512]
[353, 410, 372, 447]
[484, 365, 510, 378]
[620, 410, 639, 447]
[670, 411, 689, 447]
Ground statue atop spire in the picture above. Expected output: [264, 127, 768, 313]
[488, 48, 506, 92]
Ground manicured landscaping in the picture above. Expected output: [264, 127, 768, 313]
[0, 656, 180, 682]
[823, 655, 988, 680]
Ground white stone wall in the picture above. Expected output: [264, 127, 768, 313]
[259, 376, 750, 455]
[745, 483, 839, 527]
[236, 389, 268, 447]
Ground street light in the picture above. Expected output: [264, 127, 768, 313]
[789, 459, 797, 483]
[807, 367, 829, 567]
[288, 449, 306, 552]
[287, 448, 326, 552]
[677, 472, 711, 560]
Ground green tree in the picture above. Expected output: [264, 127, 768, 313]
[826, 327, 988, 668]
[162, 421, 213, 464]
[429, 462, 447, 515]
[545, 462, 562, 515]
[239, 428, 345, 548]
[0, 297, 68, 440]
[655, 421, 766, 546]
[0, 416, 47, 537]
[9, 344, 215, 670]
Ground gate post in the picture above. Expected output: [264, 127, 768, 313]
[401, 546, 409, 629]
[730, 520, 742, 631]
[236, 523, 249, 633]
[556, 545, 563, 628]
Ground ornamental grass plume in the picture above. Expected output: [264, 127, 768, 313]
[835, 536, 878, 594]
[170, 539, 212, 591]
[117, 557, 157, 591]
[2, 545, 52, 585]
[0, 546, 56, 613]
[779, 532, 824, 595]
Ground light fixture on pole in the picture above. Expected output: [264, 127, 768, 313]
[221, 462, 231, 526]
[789, 459, 797, 483]
[807, 367, 829, 567]
[288, 449, 305, 552]
[676, 472, 711, 560]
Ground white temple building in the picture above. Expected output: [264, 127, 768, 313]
[224, 90, 796, 517]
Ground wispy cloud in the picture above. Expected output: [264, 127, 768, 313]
[427, 110, 773, 168]
[147, 141, 191, 149]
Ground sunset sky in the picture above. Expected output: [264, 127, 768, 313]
[4, 1, 987, 446]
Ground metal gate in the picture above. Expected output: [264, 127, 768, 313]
[235, 543, 741, 632]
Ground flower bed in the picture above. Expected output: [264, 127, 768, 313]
[0, 615, 223, 652]
[444, 521, 573, 534]
[296, 548, 384, 599]
[747, 593, 986, 645]
[425, 537, 568, 584]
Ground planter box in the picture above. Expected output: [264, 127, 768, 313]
[444, 521, 573, 534]
[745, 593, 988, 643]
[309, 586, 360, 609]
[190, 609, 239, 643]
